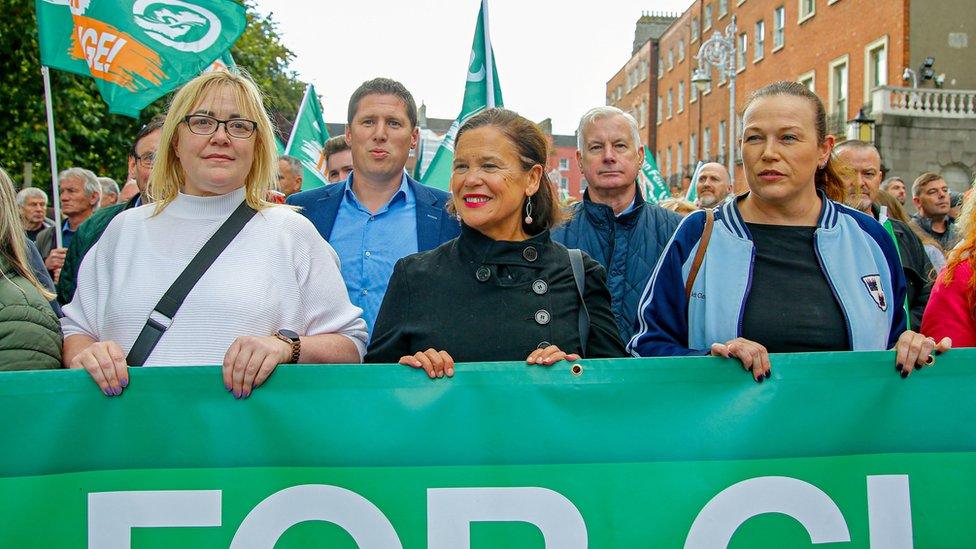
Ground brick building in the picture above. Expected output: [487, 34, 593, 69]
[614, 0, 976, 190]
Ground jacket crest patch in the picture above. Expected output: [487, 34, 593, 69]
[861, 275, 887, 311]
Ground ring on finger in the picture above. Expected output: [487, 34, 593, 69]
[925, 354, 936, 366]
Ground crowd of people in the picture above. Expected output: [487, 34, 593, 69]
[1, 70, 973, 395]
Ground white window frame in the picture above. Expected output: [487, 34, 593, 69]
[667, 89, 674, 119]
[863, 35, 889, 102]
[678, 39, 685, 62]
[668, 49, 674, 71]
[690, 133, 698, 166]
[703, 127, 711, 160]
[754, 20, 765, 61]
[704, 4, 713, 30]
[690, 79, 699, 103]
[558, 158, 569, 170]
[678, 81, 685, 113]
[692, 18, 700, 42]
[736, 33, 748, 73]
[798, 69, 816, 92]
[828, 54, 850, 119]
[657, 96, 663, 125]
[719, 0, 729, 17]
[773, 6, 786, 51]
[798, 0, 815, 24]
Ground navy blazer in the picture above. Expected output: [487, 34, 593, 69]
[286, 173, 460, 252]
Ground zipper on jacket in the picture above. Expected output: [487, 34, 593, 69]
[736, 245, 756, 337]
[813, 235, 855, 348]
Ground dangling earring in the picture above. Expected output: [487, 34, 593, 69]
[524, 197, 534, 225]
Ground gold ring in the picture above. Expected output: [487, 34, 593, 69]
[925, 354, 936, 367]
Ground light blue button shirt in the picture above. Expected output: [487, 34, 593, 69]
[330, 173, 418, 337]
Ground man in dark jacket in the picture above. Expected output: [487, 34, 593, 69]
[835, 140, 932, 329]
[57, 116, 164, 304]
[552, 107, 681, 344]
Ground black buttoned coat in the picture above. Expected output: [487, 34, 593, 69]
[365, 224, 626, 363]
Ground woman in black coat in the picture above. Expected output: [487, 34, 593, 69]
[366, 108, 625, 376]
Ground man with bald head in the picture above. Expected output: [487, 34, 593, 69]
[834, 139, 932, 328]
[552, 106, 681, 343]
[695, 162, 732, 209]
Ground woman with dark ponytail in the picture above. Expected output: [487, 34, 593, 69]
[366, 108, 625, 376]
[628, 81, 949, 379]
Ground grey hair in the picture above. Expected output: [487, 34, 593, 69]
[881, 176, 905, 191]
[98, 177, 120, 197]
[59, 167, 101, 206]
[15, 187, 48, 207]
[279, 155, 303, 175]
[576, 106, 642, 151]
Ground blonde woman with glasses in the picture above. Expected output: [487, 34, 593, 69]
[0, 168, 62, 370]
[62, 70, 367, 398]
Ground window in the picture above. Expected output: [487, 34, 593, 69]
[580, 178, 588, 192]
[754, 20, 765, 61]
[657, 96, 663, 124]
[666, 146, 673, 177]
[799, 0, 815, 23]
[703, 127, 711, 160]
[678, 81, 685, 113]
[690, 80, 699, 102]
[719, 0, 729, 17]
[864, 36, 888, 101]
[560, 177, 569, 188]
[703, 75, 712, 94]
[658, 55, 664, 78]
[640, 97, 648, 127]
[718, 121, 727, 164]
[798, 70, 815, 92]
[667, 89, 673, 118]
[829, 55, 849, 118]
[668, 49, 674, 71]
[736, 33, 748, 72]
[559, 158, 569, 170]
[690, 133, 698, 166]
[773, 6, 785, 49]
[692, 18, 700, 42]
[678, 40, 685, 62]
[677, 142, 684, 177]
[704, 4, 713, 30]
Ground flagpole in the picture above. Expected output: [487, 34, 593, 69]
[285, 84, 313, 152]
[481, 0, 495, 108]
[41, 66, 63, 249]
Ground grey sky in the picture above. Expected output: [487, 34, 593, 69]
[252, 0, 690, 135]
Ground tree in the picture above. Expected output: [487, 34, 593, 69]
[0, 0, 303, 193]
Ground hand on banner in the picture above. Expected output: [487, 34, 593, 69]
[222, 336, 293, 399]
[710, 338, 772, 383]
[68, 340, 129, 397]
[525, 345, 580, 367]
[400, 349, 455, 379]
[893, 331, 952, 378]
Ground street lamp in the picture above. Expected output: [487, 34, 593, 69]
[693, 15, 737, 185]
[847, 107, 876, 143]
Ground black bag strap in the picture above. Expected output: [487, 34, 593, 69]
[568, 248, 590, 358]
[127, 201, 257, 366]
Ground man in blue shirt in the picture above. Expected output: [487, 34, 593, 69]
[35, 167, 101, 282]
[288, 78, 459, 336]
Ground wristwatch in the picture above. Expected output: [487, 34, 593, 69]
[274, 329, 301, 364]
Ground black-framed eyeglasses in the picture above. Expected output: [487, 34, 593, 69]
[133, 151, 156, 168]
[182, 114, 257, 139]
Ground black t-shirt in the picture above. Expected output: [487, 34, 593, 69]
[25, 227, 43, 242]
[741, 222, 850, 353]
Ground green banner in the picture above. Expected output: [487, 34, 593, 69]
[640, 145, 671, 203]
[2, 350, 975, 547]
[285, 83, 329, 191]
[36, 0, 246, 117]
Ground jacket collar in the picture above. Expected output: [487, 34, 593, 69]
[581, 182, 646, 228]
[719, 189, 839, 239]
[456, 223, 552, 267]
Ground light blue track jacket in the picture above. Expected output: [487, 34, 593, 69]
[627, 193, 908, 357]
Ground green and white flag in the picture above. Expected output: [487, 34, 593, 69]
[202, 50, 237, 74]
[640, 146, 671, 203]
[285, 84, 329, 191]
[35, 0, 246, 117]
[421, 0, 503, 191]
[685, 161, 705, 203]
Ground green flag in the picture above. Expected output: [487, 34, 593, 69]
[685, 161, 705, 203]
[35, 0, 246, 117]
[285, 84, 329, 191]
[202, 50, 237, 74]
[411, 132, 426, 180]
[274, 134, 285, 155]
[640, 146, 671, 203]
[421, 0, 503, 191]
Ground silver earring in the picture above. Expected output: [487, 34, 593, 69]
[524, 198, 534, 225]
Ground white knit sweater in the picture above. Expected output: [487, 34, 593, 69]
[61, 188, 368, 365]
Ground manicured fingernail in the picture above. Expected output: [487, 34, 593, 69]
[896, 363, 903, 372]
[900, 369, 909, 379]
[764, 371, 771, 379]
[935, 350, 942, 356]
[437, 371, 444, 378]
[103, 388, 112, 396]
[225, 384, 232, 391]
[120, 378, 128, 388]
[233, 390, 242, 398]
[755, 376, 764, 384]
[113, 386, 122, 396]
